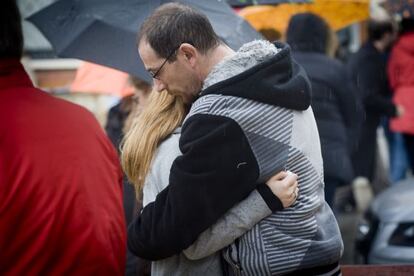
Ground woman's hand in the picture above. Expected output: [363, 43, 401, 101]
[265, 171, 299, 208]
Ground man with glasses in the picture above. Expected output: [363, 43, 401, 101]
[129, 3, 343, 275]
[148, 45, 181, 80]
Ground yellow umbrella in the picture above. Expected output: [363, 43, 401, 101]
[238, 0, 369, 32]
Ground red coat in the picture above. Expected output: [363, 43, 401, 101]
[388, 32, 414, 134]
[0, 59, 126, 275]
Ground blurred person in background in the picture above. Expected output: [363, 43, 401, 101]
[382, 119, 409, 183]
[286, 13, 360, 209]
[347, 19, 404, 185]
[0, 1, 126, 275]
[388, 18, 414, 176]
[105, 76, 151, 276]
[106, 76, 152, 149]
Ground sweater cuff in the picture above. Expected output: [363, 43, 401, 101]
[256, 183, 283, 212]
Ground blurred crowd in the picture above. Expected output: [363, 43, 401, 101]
[261, 15, 414, 213]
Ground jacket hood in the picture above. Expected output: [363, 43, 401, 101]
[200, 40, 311, 111]
[397, 32, 414, 55]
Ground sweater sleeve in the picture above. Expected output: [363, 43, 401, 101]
[183, 187, 279, 260]
[127, 114, 280, 260]
[142, 134, 181, 207]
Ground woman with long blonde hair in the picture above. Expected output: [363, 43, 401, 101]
[122, 90, 298, 275]
[122, 90, 187, 198]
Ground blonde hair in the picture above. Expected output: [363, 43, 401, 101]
[121, 90, 187, 198]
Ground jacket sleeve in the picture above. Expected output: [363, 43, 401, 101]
[127, 114, 280, 260]
[183, 188, 281, 260]
[357, 61, 397, 117]
[364, 94, 397, 117]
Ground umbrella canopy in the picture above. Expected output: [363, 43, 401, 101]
[28, 0, 262, 83]
[238, 0, 369, 32]
[227, 0, 310, 6]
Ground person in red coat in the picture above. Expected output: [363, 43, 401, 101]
[388, 18, 414, 173]
[0, 1, 126, 275]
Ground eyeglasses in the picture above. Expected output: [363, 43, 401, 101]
[150, 46, 179, 80]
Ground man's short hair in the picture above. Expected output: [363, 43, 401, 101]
[0, 0, 23, 59]
[138, 3, 221, 59]
[367, 19, 394, 42]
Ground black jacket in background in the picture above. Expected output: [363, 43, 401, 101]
[347, 42, 397, 180]
[105, 102, 151, 276]
[293, 51, 360, 184]
[106, 102, 137, 225]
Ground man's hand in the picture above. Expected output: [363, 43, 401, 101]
[265, 171, 298, 208]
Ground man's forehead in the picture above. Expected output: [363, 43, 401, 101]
[139, 40, 157, 56]
[138, 40, 159, 69]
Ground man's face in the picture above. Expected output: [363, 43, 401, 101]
[138, 40, 201, 104]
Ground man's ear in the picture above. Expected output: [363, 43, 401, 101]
[179, 43, 198, 66]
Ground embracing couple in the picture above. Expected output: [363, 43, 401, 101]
[122, 3, 343, 276]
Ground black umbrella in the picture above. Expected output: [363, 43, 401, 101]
[27, 0, 262, 82]
[227, 0, 310, 7]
